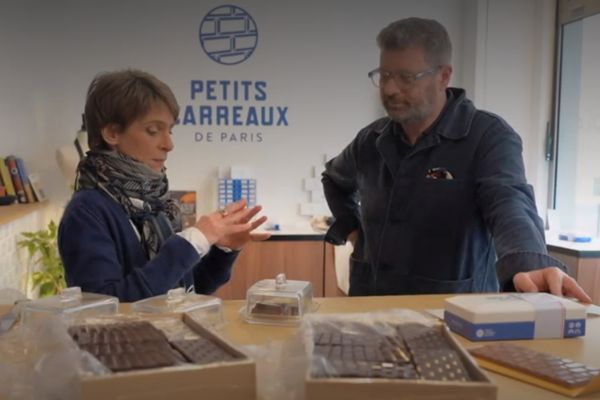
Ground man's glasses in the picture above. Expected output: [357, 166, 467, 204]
[368, 66, 440, 88]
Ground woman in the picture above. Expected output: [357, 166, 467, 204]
[58, 69, 270, 302]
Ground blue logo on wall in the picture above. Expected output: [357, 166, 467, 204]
[199, 5, 258, 65]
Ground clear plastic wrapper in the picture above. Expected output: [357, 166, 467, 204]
[131, 287, 224, 328]
[302, 309, 495, 400]
[0, 312, 255, 399]
[242, 339, 308, 400]
[244, 273, 314, 325]
[80, 313, 202, 342]
[0, 288, 29, 334]
[0, 287, 27, 305]
[246, 309, 495, 400]
[0, 313, 109, 400]
[305, 309, 438, 380]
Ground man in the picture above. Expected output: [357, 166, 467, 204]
[322, 17, 590, 301]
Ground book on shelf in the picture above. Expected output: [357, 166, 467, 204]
[4, 156, 27, 203]
[27, 173, 47, 202]
[0, 158, 16, 196]
[15, 157, 36, 203]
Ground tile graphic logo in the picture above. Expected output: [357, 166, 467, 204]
[199, 5, 258, 65]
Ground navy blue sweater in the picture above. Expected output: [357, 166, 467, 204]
[58, 189, 237, 302]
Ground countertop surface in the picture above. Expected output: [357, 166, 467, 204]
[546, 231, 600, 256]
[260, 228, 326, 241]
[4, 294, 599, 400]
[216, 294, 600, 400]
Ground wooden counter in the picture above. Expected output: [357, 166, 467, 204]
[217, 294, 600, 400]
[5, 295, 597, 399]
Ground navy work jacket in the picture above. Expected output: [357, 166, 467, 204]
[322, 88, 565, 296]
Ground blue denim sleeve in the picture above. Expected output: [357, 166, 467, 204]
[322, 137, 361, 245]
[474, 116, 567, 290]
[496, 252, 568, 291]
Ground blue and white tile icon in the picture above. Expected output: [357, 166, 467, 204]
[199, 5, 258, 65]
[218, 179, 257, 208]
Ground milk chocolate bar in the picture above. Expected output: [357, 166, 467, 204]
[470, 343, 600, 388]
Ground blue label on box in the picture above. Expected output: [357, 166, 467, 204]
[564, 319, 586, 337]
[444, 311, 586, 341]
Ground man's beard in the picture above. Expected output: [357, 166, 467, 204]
[383, 86, 436, 126]
[385, 103, 430, 125]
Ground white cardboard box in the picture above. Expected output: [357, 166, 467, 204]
[444, 293, 587, 341]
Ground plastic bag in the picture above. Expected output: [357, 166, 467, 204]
[0, 314, 109, 399]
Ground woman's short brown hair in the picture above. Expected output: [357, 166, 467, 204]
[84, 69, 180, 151]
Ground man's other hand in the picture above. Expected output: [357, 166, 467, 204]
[347, 230, 358, 247]
[513, 267, 592, 303]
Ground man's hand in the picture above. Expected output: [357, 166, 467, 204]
[513, 267, 592, 303]
[347, 230, 358, 247]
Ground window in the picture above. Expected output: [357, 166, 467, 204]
[552, 1, 600, 235]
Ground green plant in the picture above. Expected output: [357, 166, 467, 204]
[18, 220, 66, 297]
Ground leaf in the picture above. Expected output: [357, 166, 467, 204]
[31, 272, 44, 285]
[22, 219, 66, 297]
[39, 282, 55, 297]
[19, 232, 35, 240]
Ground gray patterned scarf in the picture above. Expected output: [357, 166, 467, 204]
[76, 150, 181, 259]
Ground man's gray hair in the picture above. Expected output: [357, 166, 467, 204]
[376, 17, 452, 67]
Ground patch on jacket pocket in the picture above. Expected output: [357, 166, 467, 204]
[426, 167, 454, 180]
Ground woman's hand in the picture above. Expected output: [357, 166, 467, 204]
[194, 199, 270, 249]
[217, 202, 271, 249]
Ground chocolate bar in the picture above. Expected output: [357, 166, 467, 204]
[250, 301, 299, 316]
[68, 321, 177, 372]
[412, 348, 471, 382]
[170, 337, 241, 365]
[470, 343, 600, 388]
[398, 323, 452, 350]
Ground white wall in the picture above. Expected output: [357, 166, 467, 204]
[0, 0, 554, 227]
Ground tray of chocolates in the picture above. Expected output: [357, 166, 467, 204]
[69, 317, 244, 373]
[310, 322, 472, 382]
[305, 313, 496, 400]
[71, 313, 256, 400]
